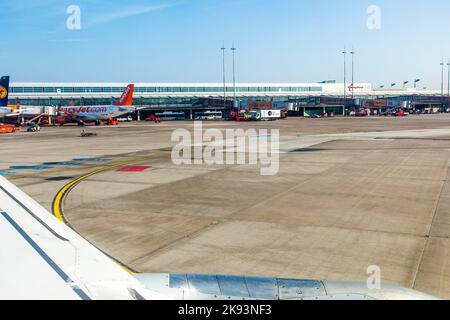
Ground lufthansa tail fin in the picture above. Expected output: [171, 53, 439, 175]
[0, 76, 10, 107]
[115, 84, 134, 106]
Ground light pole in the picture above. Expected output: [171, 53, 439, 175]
[440, 60, 445, 103]
[221, 42, 227, 110]
[403, 81, 409, 88]
[231, 42, 237, 108]
[350, 47, 355, 100]
[447, 60, 450, 98]
[342, 47, 347, 99]
[391, 83, 396, 88]
[414, 79, 421, 89]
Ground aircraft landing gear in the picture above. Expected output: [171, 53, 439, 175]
[77, 120, 85, 127]
[95, 120, 101, 126]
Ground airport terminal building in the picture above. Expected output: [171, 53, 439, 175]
[9, 82, 428, 105]
[8, 82, 447, 118]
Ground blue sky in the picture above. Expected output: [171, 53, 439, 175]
[1, 0, 450, 88]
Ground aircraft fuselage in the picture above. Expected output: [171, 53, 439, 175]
[59, 105, 135, 122]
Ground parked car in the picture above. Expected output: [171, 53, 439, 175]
[116, 116, 133, 122]
[145, 115, 162, 123]
[27, 124, 41, 132]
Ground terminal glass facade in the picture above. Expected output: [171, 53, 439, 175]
[10, 85, 323, 94]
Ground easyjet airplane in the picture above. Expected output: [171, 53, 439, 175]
[0, 175, 439, 300]
[58, 84, 136, 126]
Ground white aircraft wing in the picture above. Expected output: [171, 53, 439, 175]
[3, 108, 36, 117]
[0, 176, 147, 300]
[59, 110, 96, 122]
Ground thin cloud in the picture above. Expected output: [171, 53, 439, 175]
[87, 4, 173, 26]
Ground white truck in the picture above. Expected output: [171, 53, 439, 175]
[260, 110, 282, 121]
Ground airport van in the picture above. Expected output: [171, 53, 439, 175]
[249, 109, 282, 121]
[116, 116, 133, 122]
[194, 111, 223, 120]
[155, 111, 186, 121]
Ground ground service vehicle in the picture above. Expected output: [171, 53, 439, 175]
[228, 111, 252, 121]
[0, 124, 18, 133]
[145, 115, 162, 122]
[155, 112, 186, 121]
[106, 118, 120, 126]
[27, 124, 41, 132]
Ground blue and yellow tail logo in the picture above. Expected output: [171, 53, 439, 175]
[0, 86, 8, 99]
[0, 76, 10, 107]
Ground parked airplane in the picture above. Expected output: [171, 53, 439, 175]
[0, 76, 32, 118]
[0, 176, 439, 300]
[57, 84, 136, 126]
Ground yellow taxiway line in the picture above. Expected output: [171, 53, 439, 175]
[51, 157, 151, 274]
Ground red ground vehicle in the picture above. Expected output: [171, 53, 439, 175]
[38, 116, 50, 125]
[0, 124, 19, 133]
[145, 115, 162, 123]
[228, 111, 252, 121]
[106, 118, 120, 126]
[395, 109, 406, 117]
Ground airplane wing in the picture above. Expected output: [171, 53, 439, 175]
[118, 106, 134, 112]
[59, 110, 96, 122]
[0, 176, 148, 300]
[0, 176, 440, 300]
[76, 114, 98, 121]
[3, 108, 36, 117]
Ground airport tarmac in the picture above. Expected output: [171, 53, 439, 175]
[1, 115, 450, 299]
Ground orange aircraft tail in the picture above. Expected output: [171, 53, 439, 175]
[116, 84, 135, 106]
